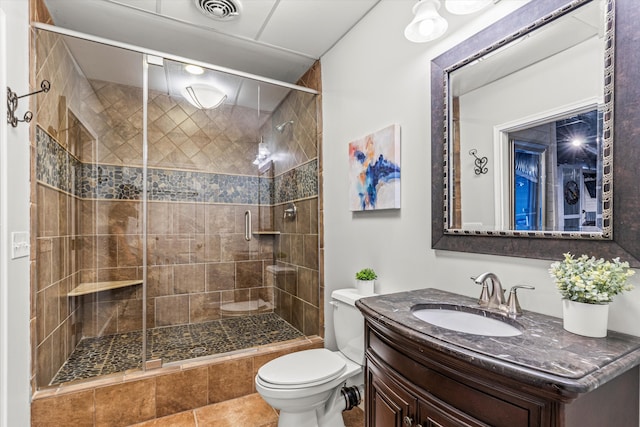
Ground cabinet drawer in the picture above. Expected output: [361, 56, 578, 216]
[368, 327, 538, 427]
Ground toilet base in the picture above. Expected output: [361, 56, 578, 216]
[277, 409, 321, 427]
[274, 384, 356, 427]
[276, 406, 346, 427]
[278, 409, 344, 427]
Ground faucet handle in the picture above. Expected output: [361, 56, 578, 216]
[506, 285, 535, 318]
[471, 276, 490, 307]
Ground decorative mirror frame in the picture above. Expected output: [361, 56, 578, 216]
[445, 0, 613, 240]
[431, 0, 640, 267]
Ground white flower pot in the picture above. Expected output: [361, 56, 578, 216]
[356, 280, 375, 296]
[562, 299, 609, 338]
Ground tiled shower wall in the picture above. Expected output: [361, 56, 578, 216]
[32, 27, 321, 388]
[33, 27, 93, 387]
[266, 64, 322, 336]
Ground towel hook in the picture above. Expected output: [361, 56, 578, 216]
[7, 80, 51, 128]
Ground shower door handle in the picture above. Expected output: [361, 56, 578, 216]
[244, 210, 252, 241]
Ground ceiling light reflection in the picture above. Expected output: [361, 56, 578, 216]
[445, 0, 492, 15]
[185, 64, 205, 75]
[181, 83, 227, 109]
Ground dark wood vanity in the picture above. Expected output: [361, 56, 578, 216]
[357, 289, 640, 427]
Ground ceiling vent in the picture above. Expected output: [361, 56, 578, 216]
[194, 0, 241, 21]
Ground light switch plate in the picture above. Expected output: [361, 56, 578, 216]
[11, 231, 29, 259]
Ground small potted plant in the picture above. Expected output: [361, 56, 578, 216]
[549, 253, 634, 337]
[355, 268, 377, 295]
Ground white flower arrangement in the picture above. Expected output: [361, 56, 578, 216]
[549, 253, 635, 304]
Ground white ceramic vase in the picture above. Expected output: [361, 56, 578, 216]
[356, 280, 375, 296]
[562, 299, 609, 338]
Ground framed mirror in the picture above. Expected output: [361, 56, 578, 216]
[431, 0, 640, 266]
[447, 0, 612, 238]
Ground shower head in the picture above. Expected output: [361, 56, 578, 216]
[275, 120, 294, 133]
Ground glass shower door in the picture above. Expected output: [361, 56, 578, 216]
[143, 57, 275, 363]
[35, 30, 147, 386]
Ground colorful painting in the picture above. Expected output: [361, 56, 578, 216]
[349, 124, 401, 211]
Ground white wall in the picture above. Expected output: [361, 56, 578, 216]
[321, 0, 640, 354]
[0, 0, 31, 425]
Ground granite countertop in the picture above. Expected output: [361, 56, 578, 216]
[356, 288, 640, 394]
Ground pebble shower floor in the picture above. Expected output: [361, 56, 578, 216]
[50, 313, 304, 385]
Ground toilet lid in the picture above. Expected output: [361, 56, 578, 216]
[257, 348, 346, 386]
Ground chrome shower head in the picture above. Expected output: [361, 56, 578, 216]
[275, 120, 294, 133]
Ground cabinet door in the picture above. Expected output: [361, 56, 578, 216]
[368, 363, 418, 427]
[418, 399, 490, 427]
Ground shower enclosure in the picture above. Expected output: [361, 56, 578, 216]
[33, 27, 320, 388]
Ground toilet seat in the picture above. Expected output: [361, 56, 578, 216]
[257, 348, 347, 389]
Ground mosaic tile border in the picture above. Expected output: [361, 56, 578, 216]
[274, 159, 318, 205]
[36, 125, 82, 196]
[36, 125, 317, 205]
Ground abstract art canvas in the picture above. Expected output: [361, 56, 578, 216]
[348, 124, 401, 211]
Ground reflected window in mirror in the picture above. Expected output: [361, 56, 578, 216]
[513, 141, 546, 231]
[507, 109, 601, 232]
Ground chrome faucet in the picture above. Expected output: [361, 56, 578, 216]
[505, 285, 535, 318]
[472, 272, 506, 310]
[472, 273, 535, 318]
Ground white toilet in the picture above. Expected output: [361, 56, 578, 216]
[255, 288, 370, 427]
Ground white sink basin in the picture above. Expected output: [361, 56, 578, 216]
[412, 307, 522, 337]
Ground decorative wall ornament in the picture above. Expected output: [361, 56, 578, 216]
[348, 124, 401, 211]
[469, 149, 488, 175]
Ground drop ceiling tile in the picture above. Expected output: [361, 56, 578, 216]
[43, 0, 378, 84]
[110, 0, 158, 13]
[259, 0, 379, 57]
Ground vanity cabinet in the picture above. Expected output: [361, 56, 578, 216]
[364, 318, 639, 427]
[368, 359, 489, 427]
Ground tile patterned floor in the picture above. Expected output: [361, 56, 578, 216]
[51, 313, 304, 385]
[129, 393, 365, 427]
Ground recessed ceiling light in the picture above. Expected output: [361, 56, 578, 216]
[185, 64, 204, 75]
[571, 138, 584, 147]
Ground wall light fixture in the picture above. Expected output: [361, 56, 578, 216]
[405, 0, 495, 43]
[404, 0, 448, 43]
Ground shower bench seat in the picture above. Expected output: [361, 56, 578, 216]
[67, 279, 143, 297]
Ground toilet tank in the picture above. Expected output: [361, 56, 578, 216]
[331, 288, 372, 365]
